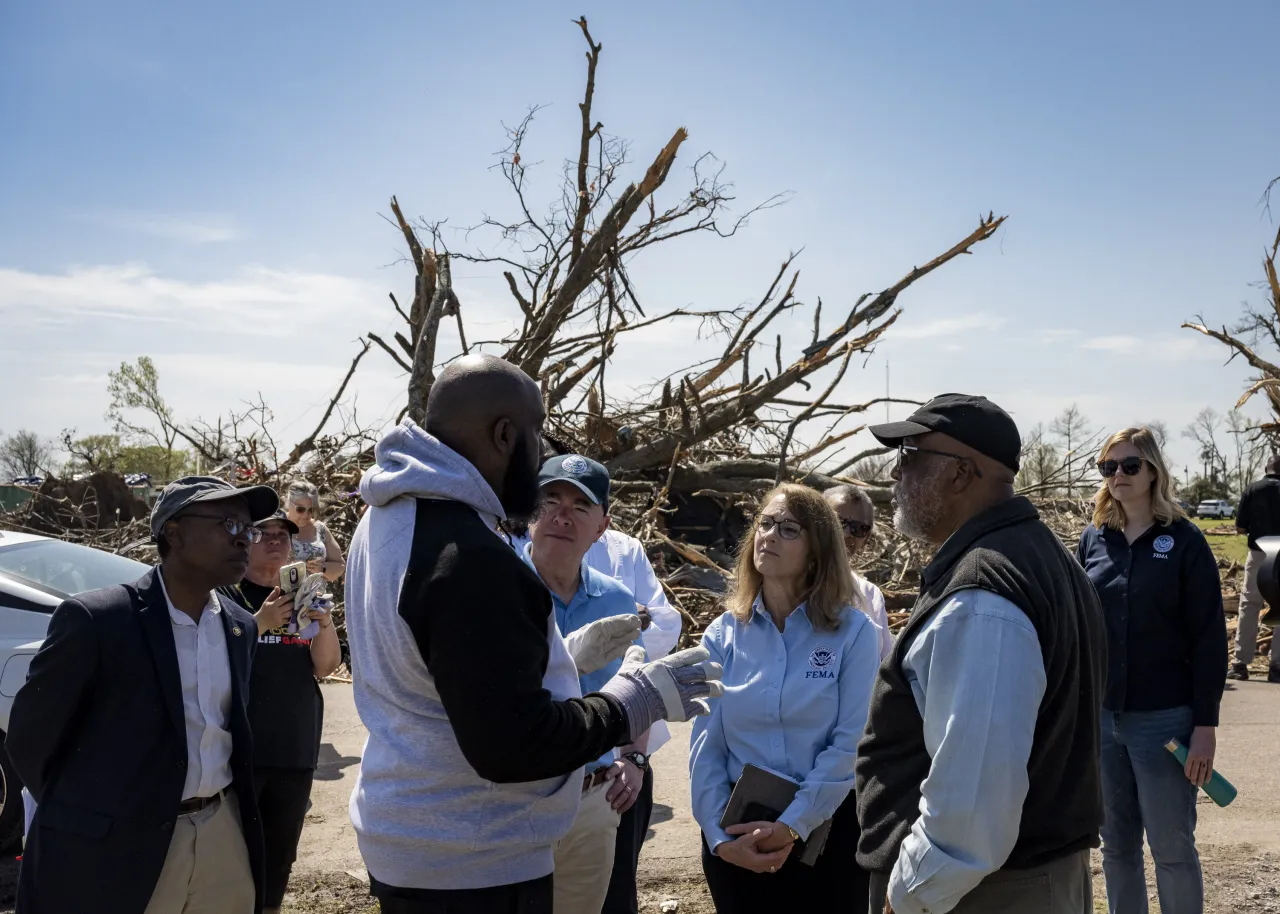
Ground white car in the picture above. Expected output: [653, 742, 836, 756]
[1196, 500, 1235, 519]
[0, 531, 150, 848]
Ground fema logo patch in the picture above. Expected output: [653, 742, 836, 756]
[562, 455, 590, 476]
[809, 648, 835, 669]
[1153, 535, 1175, 554]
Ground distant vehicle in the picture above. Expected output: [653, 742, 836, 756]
[1196, 499, 1235, 519]
[0, 532, 150, 849]
[1177, 500, 1193, 514]
[10, 477, 42, 488]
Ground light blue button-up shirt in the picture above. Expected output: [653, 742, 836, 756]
[521, 543, 645, 772]
[888, 588, 1047, 914]
[689, 597, 880, 850]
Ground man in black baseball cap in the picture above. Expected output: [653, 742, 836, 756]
[855, 395, 1106, 914]
[8, 475, 275, 914]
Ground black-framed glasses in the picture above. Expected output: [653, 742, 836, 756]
[756, 514, 804, 540]
[1098, 457, 1146, 478]
[181, 514, 262, 543]
[896, 444, 984, 479]
[839, 518, 873, 539]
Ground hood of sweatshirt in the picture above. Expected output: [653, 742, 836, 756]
[359, 419, 506, 524]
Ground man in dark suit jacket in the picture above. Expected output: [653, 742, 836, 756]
[7, 476, 279, 914]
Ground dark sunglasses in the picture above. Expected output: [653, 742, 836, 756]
[757, 514, 804, 540]
[840, 519, 873, 539]
[897, 443, 984, 479]
[291, 504, 314, 515]
[1098, 457, 1146, 478]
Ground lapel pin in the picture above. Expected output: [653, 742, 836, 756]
[231, 625, 242, 636]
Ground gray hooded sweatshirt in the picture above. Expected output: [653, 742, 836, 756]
[345, 420, 584, 890]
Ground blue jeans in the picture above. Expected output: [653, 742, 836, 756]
[1099, 707, 1202, 914]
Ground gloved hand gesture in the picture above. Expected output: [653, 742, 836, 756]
[599, 645, 724, 743]
[564, 614, 644, 675]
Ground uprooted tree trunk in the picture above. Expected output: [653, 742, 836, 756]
[362, 18, 1006, 641]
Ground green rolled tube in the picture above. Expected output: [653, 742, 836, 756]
[1165, 739, 1237, 808]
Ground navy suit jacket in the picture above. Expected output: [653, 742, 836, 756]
[6, 568, 264, 914]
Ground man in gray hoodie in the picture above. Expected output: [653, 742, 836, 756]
[345, 355, 721, 914]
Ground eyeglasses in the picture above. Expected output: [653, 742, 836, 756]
[896, 444, 984, 479]
[291, 504, 313, 515]
[757, 514, 804, 540]
[181, 514, 262, 543]
[839, 518, 873, 539]
[1098, 457, 1146, 478]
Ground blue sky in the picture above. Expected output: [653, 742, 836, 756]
[3, 1, 1278, 477]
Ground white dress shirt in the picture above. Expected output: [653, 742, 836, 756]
[158, 573, 235, 800]
[852, 573, 895, 661]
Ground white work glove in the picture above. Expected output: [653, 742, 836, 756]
[564, 613, 644, 675]
[599, 645, 724, 744]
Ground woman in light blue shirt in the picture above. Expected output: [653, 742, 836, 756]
[691, 483, 880, 913]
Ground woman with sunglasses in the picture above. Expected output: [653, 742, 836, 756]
[823, 485, 893, 660]
[284, 481, 346, 583]
[1075, 427, 1227, 914]
[690, 484, 880, 913]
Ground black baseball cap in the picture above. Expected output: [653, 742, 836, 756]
[869, 393, 1022, 474]
[254, 509, 299, 535]
[150, 475, 279, 540]
[538, 454, 610, 510]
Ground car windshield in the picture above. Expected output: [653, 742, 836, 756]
[0, 539, 149, 598]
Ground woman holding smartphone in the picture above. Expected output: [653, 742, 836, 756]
[1075, 427, 1227, 914]
[232, 510, 344, 914]
[690, 484, 880, 913]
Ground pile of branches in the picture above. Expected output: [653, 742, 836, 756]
[2, 19, 1009, 649]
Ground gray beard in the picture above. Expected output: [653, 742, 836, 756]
[892, 462, 949, 541]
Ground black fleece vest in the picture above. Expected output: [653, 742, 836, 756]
[855, 497, 1106, 873]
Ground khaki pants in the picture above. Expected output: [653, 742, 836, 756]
[553, 780, 621, 914]
[1233, 547, 1272, 671]
[870, 850, 1092, 914]
[144, 790, 255, 914]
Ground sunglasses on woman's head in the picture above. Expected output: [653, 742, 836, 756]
[757, 514, 804, 540]
[839, 519, 873, 538]
[1098, 457, 1145, 478]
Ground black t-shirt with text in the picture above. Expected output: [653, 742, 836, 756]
[235, 578, 324, 770]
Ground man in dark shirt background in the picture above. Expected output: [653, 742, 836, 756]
[1231, 455, 1280, 682]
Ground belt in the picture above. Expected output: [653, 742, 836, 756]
[582, 768, 610, 794]
[178, 788, 225, 816]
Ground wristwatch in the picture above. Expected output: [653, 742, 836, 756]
[785, 824, 802, 843]
[622, 751, 649, 771]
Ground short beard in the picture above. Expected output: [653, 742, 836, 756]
[499, 431, 541, 520]
[893, 461, 949, 542]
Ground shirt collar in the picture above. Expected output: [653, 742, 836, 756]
[521, 541, 606, 600]
[750, 592, 812, 628]
[157, 568, 220, 626]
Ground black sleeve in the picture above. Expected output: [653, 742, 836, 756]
[400, 545, 628, 783]
[1075, 528, 1089, 567]
[5, 600, 99, 801]
[1181, 532, 1228, 727]
[1237, 487, 1253, 533]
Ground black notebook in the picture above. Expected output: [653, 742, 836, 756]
[719, 763, 832, 866]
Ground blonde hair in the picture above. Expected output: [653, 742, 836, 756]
[725, 484, 855, 631]
[1092, 427, 1185, 530]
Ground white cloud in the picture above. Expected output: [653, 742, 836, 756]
[78, 210, 240, 244]
[0, 263, 380, 335]
[892, 312, 1005, 339]
[1081, 334, 1220, 360]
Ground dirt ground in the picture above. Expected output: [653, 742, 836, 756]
[273, 680, 1280, 913]
[3, 679, 1278, 912]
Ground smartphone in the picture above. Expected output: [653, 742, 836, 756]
[279, 561, 306, 594]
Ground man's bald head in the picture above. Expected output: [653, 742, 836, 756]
[424, 354, 546, 517]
